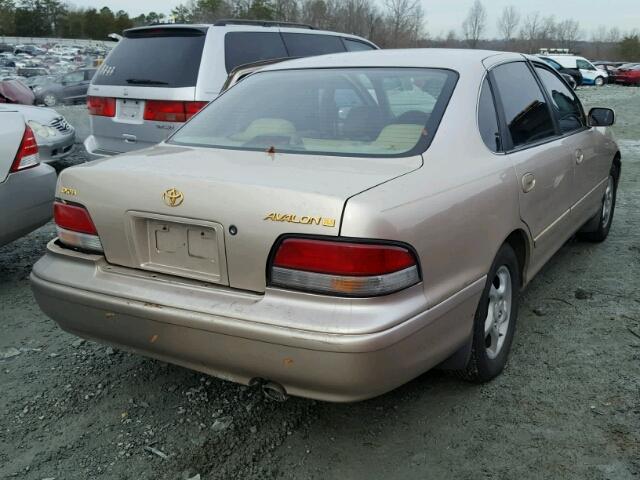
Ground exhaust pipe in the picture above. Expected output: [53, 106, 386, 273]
[262, 381, 289, 402]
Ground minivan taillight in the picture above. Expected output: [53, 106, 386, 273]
[143, 100, 207, 122]
[87, 96, 116, 117]
[54, 201, 103, 253]
[10, 125, 39, 172]
[269, 238, 420, 297]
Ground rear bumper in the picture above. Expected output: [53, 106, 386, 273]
[31, 241, 483, 402]
[0, 164, 56, 247]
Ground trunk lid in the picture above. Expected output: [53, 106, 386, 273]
[58, 144, 421, 292]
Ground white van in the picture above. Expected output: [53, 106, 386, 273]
[84, 20, 378, 157]
[547, 55, 608, 86]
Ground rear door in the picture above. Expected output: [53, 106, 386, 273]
[88, 27, 208, 154]
[490, 61, 575, 269]
[61, 71, 85, 101]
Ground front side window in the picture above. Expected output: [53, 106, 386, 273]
[577, 59, 595, 71]
[64, 71, 83, 83]
[281, 33, 346, 57]
[535, 66, 585, 134]
[170, 68, 457, 158]
[478, 78, 501, 152]
[491, 62, 556, 149]
[224, 32, 288, 72]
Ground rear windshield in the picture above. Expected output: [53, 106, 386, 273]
[169, 68, 457, 158]
[93, 29, 206, 88]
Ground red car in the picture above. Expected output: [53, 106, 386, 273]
[614, 64, 640, 85]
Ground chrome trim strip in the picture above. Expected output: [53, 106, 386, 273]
[570, 176, 608, 212]
[533, 208, 571, 244]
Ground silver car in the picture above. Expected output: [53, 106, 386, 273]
[0, 104, 75, 162]
[32, 50, 619, 402]
[84, 20, 377, 158]
[0, 110, 57, 247]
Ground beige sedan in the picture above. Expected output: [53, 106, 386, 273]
[31, 50, 620, 402]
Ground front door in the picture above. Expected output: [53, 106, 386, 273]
[490, 61, 575, 274]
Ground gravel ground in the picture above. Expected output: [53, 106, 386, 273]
[1, 86, 639, 480]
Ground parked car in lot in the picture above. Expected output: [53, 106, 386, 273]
[546, 54, 608, 86]
[0, 79, 35, 104]
[34, 68, 96, 106]
[614, 64, 640, 86]
[18, 67, 49, 78]
[537, 56, 582, 88]
[0, 104, 75, 162]
[32, 49, 620, 402]
[0, 110, 57, 248]
[84, 20, 378, 158]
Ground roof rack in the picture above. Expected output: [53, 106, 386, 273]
[213, 19, 314, 30]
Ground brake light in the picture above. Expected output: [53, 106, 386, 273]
[270, 238, 420, 297]
[54, 201, 103, 253]
[144, 100, 207, 122]
[10, 125, 39, 172]
[87, 96, 116, 117]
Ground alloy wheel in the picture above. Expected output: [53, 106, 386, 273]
[484, 266, 513, 359]
[601, 176, 614, 228]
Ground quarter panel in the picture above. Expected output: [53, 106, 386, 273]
[341, 69, 522, 307]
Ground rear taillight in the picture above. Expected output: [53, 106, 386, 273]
[10, 125, 39, 172]
[269, 238, 420, 297]
[54, 201, 103, 253]
[87, 96, 116, 117]
[143, 100, 207, 122]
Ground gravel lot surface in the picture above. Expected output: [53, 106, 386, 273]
[1, 86, 639, 480]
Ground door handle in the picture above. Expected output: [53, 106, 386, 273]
[122, 134, 137, 144]
[522, 173, 536, 193]
[575, 149, 584, 164]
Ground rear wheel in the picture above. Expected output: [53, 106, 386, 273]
[459, 244, 520, 382]
[595, 76, 605, 87]
[579, 167, 618, 242]
[43, 94, 58, 107]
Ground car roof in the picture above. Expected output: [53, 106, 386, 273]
[124, 23, 375, 43]
[260, 48, 524, 73]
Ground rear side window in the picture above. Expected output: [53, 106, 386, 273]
[535, 66, 585, 134]
[94, 29, 206, 88]
[491, 62, 556, 149]
[344, 39, 376, 52]
[281, 33, 345, 57]
[478, 79, 501, 152]
[225, 32, 288, 72]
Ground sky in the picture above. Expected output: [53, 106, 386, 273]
[69, 0, 640, 38]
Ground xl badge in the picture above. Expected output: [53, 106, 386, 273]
[163, 188, 184, 207]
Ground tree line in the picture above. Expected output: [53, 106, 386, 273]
[1, 0, 638, 60]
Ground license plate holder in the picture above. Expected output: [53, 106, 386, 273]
[127, 213, 228, 285]
[117, 99, 144, 123]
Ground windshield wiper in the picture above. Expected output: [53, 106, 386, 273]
[125, 78, 169, 85]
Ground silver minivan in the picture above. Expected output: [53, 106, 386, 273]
[84, 20, 378, 157]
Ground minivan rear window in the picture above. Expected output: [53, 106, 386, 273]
[93, 28, 206, 88]
[225, 32, 288, 72]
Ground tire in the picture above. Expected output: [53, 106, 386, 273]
[595, 76, 605, 87]
[579, 165, 618, 242]
[458, 244, 520, 382]
[43, 94, 58, 107]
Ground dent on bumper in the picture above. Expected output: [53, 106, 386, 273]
[30, 241, 484, 401]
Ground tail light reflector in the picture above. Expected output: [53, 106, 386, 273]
[54, 201, 103, 253]
[144, 100, 208, 122]
[10, 125, 39, 172]
[270, 238, 420, 297]
[87, 96, 116, 117]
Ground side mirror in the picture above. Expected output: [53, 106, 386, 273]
[588, 108, 615, 127]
